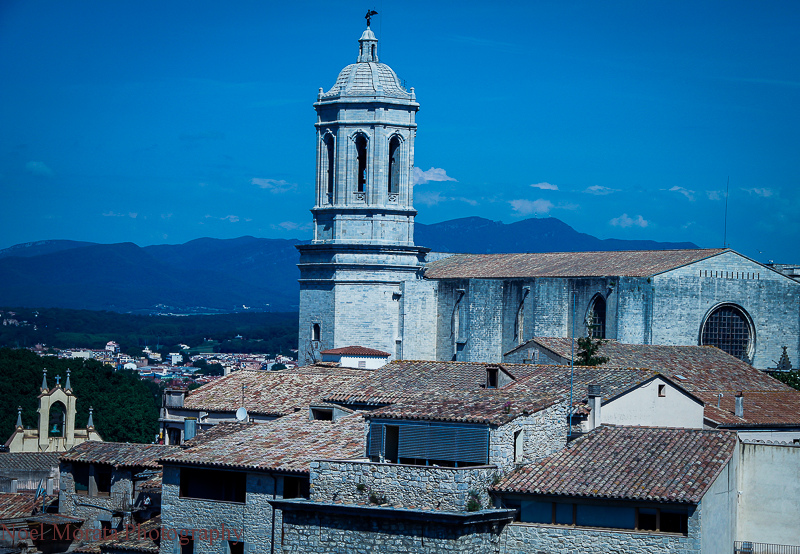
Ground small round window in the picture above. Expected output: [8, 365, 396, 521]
[700, 304, 753, 362]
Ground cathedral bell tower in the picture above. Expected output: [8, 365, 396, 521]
[297, 23, 432, 365]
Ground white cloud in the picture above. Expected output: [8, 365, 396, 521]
[743, 187, 774, 198]
[161, 213, 173, 219]
[252, 178, 296, 193]
[667, 186, 695, 201]
[509, 199, 553, 216]
[103, 211, 125, 217]
[26, 161, 55, 177]
[413, 167, 457, 185]
[610, 213, 649, 228]
[270, 221, 312, 232]
[706, 190, 723, 201]
[222, 215, 239, 223]
[128, 212, 138, 219]
[530, 182, 558, 191]
[584, 185, 620, 195]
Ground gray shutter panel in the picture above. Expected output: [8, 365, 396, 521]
[369, 424, 384, 457]
[398, 425, 428, 459]
[456, 427, 489, 464]
[426, 427, 458, 461]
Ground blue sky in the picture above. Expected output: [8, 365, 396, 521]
[1, 0, 798, 261]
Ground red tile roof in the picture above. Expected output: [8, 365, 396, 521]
[160, 411, 367, 474]
[496, 425, 737, 504]
[515, 339, 800, 426]
[74, 516, 161, 553]
[0, 452, 59, 473]
[321, 346, 391, 357]
[369, 389, 560, 425]
[184, 366, 369, 416]
[424, 249, 727, 279]
[0, 492, 57, 519]
[59, 442, 178, 469]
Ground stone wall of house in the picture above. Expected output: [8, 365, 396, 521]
[59, 463, 133, 530]
[158, 466, 284, 554]
[399, 279, 439, 361]
[278, 510, 499, 554]
[309, 461, 497, 512]
[500, 522, 701, 554]
[489, 402, 567, 472]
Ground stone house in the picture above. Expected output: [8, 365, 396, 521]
[494, 425, 739, 554]
[157, 410, 367, 554]
[58, 442, 178, 535]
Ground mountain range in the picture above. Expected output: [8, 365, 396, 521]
[0, 217, 697, 313]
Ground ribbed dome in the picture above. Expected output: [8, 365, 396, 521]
[319, 26, 414, 101]
[321, 62, 411, 99]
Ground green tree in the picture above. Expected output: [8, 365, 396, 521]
[575, 314, 609, 366]
[774, 371, 800, 391]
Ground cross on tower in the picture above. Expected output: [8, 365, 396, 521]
[55, 375, 61, 386]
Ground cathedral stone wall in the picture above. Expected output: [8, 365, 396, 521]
[399, 279, 439, 360]
[652, 251, 800, 368]
[531, 278, 571, 338]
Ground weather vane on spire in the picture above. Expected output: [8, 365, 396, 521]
[365, 9, 378, 27]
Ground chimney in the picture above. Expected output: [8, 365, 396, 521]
[10, 478, 18, 494]
[46, 476, 54, 496]
[588, 384, 602, 430]
[735, 391, 744, 418]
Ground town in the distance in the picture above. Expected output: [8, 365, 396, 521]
[2, 16, 800, 554]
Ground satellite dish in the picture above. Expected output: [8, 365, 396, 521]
[235, 407, 248, 422]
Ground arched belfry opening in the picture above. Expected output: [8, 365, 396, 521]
[49, 401, 66, 437]
[388, 135, 401, 194]
[588, 295, 606, 339]
[355, 134, 368, 193]
[324, 134, 335, 197]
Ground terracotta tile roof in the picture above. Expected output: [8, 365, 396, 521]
[517, 338, 799, 426]
[698, 391, 800, 427]
[59, 442, 179, 469]
[0, 492, 57, 519]
[323, 360, 529, 405]
[161, 411, 367, 474]
[184, 366, 370, 416]
[321, 346, 391, 356]
[424, 249, 727, 279]
[369, 389, 560, 425]
[0, 452, 59, 472]
[496, 425, 737, 504]
[74, 516, 161, 553]
[324, 360, 662, 411]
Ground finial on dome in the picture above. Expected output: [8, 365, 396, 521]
[358, 11, 379, 63]
[16, 406, 22, 429]
[41, 369, 48, 392]
[87, 406, 95, 429]
[65, 369, 72, 391]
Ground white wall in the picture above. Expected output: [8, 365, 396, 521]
[737, 441, 800, 546]
[599, 377, 704, 429]
[700, 449, 738, 554]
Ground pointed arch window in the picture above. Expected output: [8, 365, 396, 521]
[355, 134, 368, 193]
[312, 323, 321, 343]
[388, 136, 401, 194]
[323, 134, 335, 196]
[589, 296, 606, 339]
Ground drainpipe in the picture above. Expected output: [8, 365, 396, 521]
[587, 384, 602, 430]
[734, 392, 744, 418]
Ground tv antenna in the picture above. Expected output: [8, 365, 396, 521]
[723, 176, 729, 247]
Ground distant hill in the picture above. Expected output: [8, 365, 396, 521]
[0, 217, 698, 313]
[415, 217, 698, 253]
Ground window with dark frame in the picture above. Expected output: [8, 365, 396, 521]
[94, 465, 112, 496]
[180, 537, 193, 554]
[282, 476, 310, 499]
[312, 323, 321, 342]
[658, 384, 666, 397]
[72, 463, 90, 495]
[180, 468, 246, 503]
[228, 541, 244, 554]
[487, 368, 498, 389]
[590, 296, 606, 339]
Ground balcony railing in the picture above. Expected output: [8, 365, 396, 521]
[735, 542, 800, 554]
